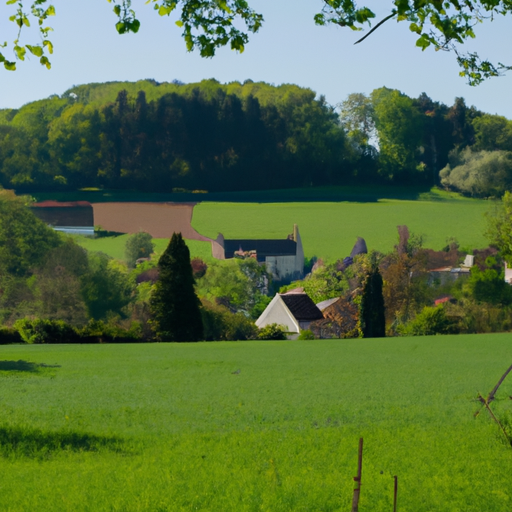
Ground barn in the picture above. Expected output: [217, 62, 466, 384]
[31, 201, 94, 236]
[211, 224, 304, 283]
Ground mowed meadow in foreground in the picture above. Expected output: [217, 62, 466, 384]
[0, 335, 511, 511]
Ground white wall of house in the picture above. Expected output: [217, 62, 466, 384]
[264, 225, 305, 281]
[294, 224, 305, 279]
[505, 262, 512, 284]
[53, 226, 94, 236]
[255, 295, 300, 334]
[265, 255, 299, 282]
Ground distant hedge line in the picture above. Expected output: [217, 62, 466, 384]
[0, 319, 144, 345]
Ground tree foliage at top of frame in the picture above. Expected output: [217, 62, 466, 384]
[3, 1, 512, 84]
[316, 0, 512, 85]
[1, 0, 263, 71]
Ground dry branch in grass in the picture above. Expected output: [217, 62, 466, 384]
[475, 363, 512, 446]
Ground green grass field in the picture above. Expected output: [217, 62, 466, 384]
[74, 235, 214, 262]
[192, 193, 490, 261]
[1, 335, 511, 511]
[32, 185, 445, 204]
[71, 187, 492, 263]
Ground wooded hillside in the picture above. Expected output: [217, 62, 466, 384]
[1, 79, 511, 196]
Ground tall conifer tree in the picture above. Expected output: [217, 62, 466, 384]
[360, 261, 386, 338]
[150, 232, 203, 341]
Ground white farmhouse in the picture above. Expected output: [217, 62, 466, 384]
[212, 224, 304, 283]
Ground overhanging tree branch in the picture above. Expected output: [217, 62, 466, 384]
[354, 12, 397, 45]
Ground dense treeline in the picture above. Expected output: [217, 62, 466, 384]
[0, 79, 511, 194]
[0, 80, 350, 192]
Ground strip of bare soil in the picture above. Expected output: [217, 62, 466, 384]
[92, 202, 212, 241]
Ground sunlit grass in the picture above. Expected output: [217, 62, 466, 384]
[192, 198, 490, 261]
[74, 235, 213, 262]
[57, 186, 492, 262]
[0, 335, 511, 510]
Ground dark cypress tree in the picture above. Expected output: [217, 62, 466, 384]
[360, 263, 386, 338]
[149, 232, 203, 341]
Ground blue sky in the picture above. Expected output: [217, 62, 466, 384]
[1, 0, 511, 118]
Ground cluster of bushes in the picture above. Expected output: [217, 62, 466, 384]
[440, 148, 512, 198]
[201, 300, 257, 341]
[390, 250, 512, 336]
[0, 319, 143, 345]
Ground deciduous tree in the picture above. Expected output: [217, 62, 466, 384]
[371, 88, 424, 183]
[485, 191, 512, 265]
[125, 231, 154, 268]
[0, 190, 61, 276]
[4, 1, 511, 83]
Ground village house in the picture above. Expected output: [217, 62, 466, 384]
[255, 288, 323, 339]
[311, 293, 361, 339]
[505, 262, 512, 284]
[212, 224, 304, 283]
[31, 200, 94, 236]
[428, 254, 474, 285]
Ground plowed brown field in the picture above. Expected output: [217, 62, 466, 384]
[92, 202, 211, 241]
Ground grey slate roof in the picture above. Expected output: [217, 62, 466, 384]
[350, 237, 368, 258]
[224, 239, 297, 262]
[316, 297, 340, 311]
[280, 293, 324, 321]
[31, 201, 94, 227]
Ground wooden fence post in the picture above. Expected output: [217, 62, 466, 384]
[351, 437, 364, 512]
[393, 475, 398, 512]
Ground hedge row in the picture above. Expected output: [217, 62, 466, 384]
[0, 319, 144, 345]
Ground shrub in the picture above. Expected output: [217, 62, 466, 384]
[0, 326, 23, 345]
[466, 265, 512, 305]
[440, 148, 512, 198]
[125, 232, 155, 268]
[196, 258, 270, 316]
[398, 306, 456, 336]
[80, 319, 143, 343]
[297, 329, 315, 340]
[81, 253, 133, 320]
[257, 323, 287, 340]
[14, 318, 79, 344]
[12, 318, 144, 344]
[201, 299, 256, 341]
[191, 257, 207, 279]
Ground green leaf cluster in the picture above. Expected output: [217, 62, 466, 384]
[125, 231, 154, 268]
[196, 257, 270, 319]
[317, 0, 512, 85]
[3, 0, 54, 70]
[397, 305, 456, 336]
